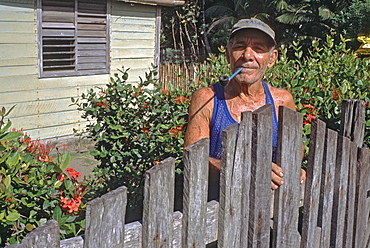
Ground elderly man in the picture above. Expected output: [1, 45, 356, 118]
[184, 18, 306, 199]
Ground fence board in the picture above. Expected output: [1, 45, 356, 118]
[84, 186, 127, 248]
[182, 138, 209, 247]
[301, 119, 326, 248]
[318, 129, 337, 248]
[142, 157, 175, 248]
[218, 122, 240, 247]
[239, 112, 253, 248]
[354, 148, 370, 248]
[248, 105, 273, 246]
[340, 99, 366, 147]
[272, 107, 302, 248]
[330, 135, 351, 248]
[343, 142, 359, 247]
[123, 221, 142, 248]
[6, 220, 60, 248]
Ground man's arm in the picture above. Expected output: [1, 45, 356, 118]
[184, 87, 214, 147]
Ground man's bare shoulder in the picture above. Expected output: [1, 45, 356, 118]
[269, 85, 295, 110]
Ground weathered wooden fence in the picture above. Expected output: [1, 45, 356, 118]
[8, 100, 369, 248]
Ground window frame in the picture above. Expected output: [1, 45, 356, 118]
[37, 0, 110, 78]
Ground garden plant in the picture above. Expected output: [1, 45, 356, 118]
[0, 107, 87, 246]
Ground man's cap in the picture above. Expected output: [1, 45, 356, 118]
[230, 18, 276, 44]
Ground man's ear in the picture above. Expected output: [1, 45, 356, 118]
[267, 49, 278, 68]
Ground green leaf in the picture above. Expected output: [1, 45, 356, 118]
[53, 206, 62, 222]
[6, 212, 20, 221]
[3, 175, 11, 189]
[0, 132, 22, 142]
[60, 153, 71, 172]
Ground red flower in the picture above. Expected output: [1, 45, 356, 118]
[169, 128, 180, 136]
[96, 102, 109, 108]
[174, 96, 189, 104]
[65, 167, 82, 180]
[332, 90, 340, 100]
[57, 173, 65, 182]
[141, 127, 149, 133]
[302, 104, 315, 109]
[305, 114, 316, 123]
[60, 195, 82, 214]
[154, 158, 161, 165]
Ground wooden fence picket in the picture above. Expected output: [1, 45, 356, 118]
[142, 157, 175, 248]
[248, 105, 273, 246]
[84, 186, 127, 248]
[343, 142, 359, 247]
[239, 112, 253, 248]
[182, 138, 209, 248]
[330, 136, 351, 248]
[300, 119, 326, 248]
[340, 99, 366, 147]
[218, 122, 240, 248]
[7, 220, 60, 248]
[354, 148, 370, 248]
[272, 107, 302, 248]
[318, 129, 338, 248]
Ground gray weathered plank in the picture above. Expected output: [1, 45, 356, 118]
[84, 186, 127, 248]
[238, 111, 253, 248]
[354, 148, 370, 248]
[182, 138, 209, 247]
[301, 119, 326, 248]
[218, 122, 241, 248]
[343, 142, 358, 247]
[16, 220, 60, 248]
[248, 105, 273, 247]
[272, 107, 302, 248]
[330, 135, 351, 248]
[340, 99, 366, 148]
[318, 129, 337, 248]
[142, 157, 175, 248]
[60, 236, 84, 248]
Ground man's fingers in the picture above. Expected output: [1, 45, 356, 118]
[300, 169, 306, 184]
[271, 163, 284, 190]
[272, 162, 284, 177]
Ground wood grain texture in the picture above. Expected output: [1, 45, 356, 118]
[301, 119, 326, 248]
[272, 107, 302, 248]
[318, 129, 337, 248]
[182, 138, 209, 247]
[248, 105, 272, 247]
[142, 157, 175, 248]
[84, 186, 127, 248]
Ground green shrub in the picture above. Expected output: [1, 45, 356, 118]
[72, 67, 193, 221]
[0, 107, 87, 246]
[266, 35, 370, 148]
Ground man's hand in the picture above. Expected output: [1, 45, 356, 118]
[271, 163, 307, 189]
[271, 162, 284, 189]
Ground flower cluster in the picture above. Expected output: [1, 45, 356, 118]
[58, 167, 86, 214]
[19, 131, 55, 162]
[302, 104, 318, 125]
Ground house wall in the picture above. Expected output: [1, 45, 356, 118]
[0, 0, 158, 139]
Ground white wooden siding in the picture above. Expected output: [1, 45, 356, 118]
[0, 0, 158, 139]
[110, 1, 157, 80]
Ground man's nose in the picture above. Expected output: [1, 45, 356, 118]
[242, 47, 255, 60]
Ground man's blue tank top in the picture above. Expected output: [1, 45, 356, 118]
[209, 81, 278, 162]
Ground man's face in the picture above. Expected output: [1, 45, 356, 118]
[226, 29, 277, 85]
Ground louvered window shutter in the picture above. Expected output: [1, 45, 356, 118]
[39, 0, 109, 78]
